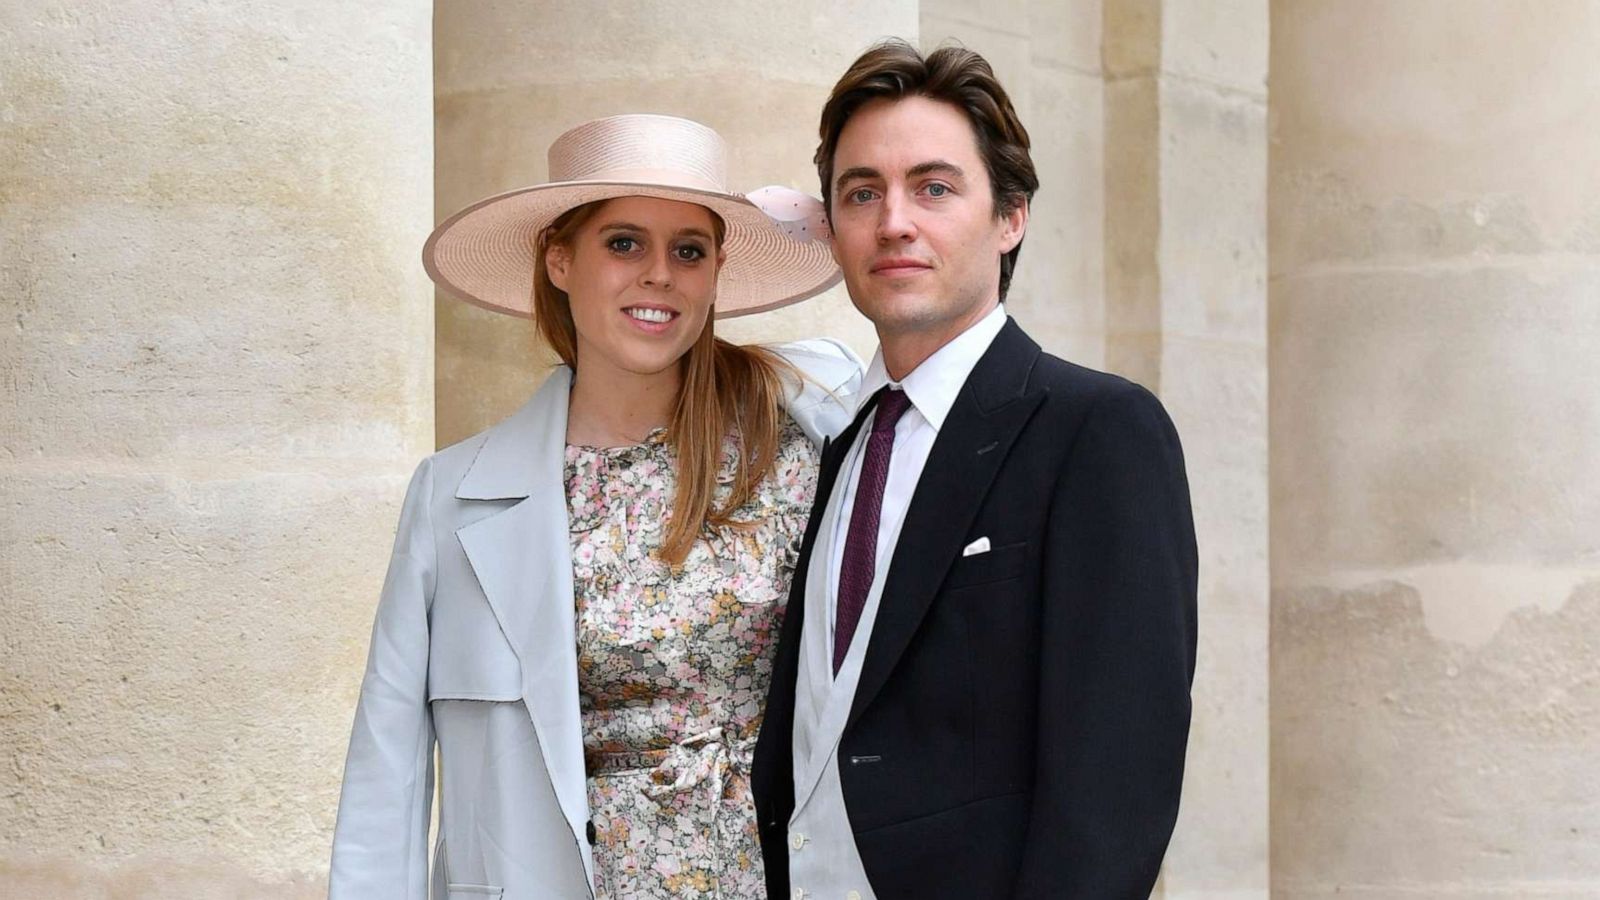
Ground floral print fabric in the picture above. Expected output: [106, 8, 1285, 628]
[567, 420, 818, 899]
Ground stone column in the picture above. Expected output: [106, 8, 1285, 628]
[920, 0, 1107, 367]
[1102, 1, 1271, 896]
[434, 1, 918, 445]
[924, 3, 1270, 893]
[1271, 1, 1600, 896]
[1, 2, 434, 896]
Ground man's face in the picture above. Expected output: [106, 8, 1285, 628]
[827, 95, 1027, 345]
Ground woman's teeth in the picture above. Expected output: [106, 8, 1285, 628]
[626, 307, 674, 323]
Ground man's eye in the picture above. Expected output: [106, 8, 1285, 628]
[926, 183, 949, 197]
[850, 188, 876, 204]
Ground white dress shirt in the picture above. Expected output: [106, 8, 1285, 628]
[824, 303, 1008, 659]
[788, 304, 1006, 900]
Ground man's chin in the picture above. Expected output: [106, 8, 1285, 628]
[851, 292, 937, 329]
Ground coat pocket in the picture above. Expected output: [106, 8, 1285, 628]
[944, 541, 1028, 589]
[446, 885, 504, 899]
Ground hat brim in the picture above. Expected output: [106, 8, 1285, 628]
[422, 181, 841, 320]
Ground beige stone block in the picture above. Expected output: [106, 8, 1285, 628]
[1268, 171, 1569, 278]
[1, 469, 409, 872]
[0, 854, 324, 899]
[1157, 335, 1270, 894]
[1165, 610, 1270, 898]
[435, 1, 919, 96]
[1270, 266, 1600, 574]
[1008, 64, 1105, 367]
[1158, 81, 1268, 343]
[1102, 73, 1161, 386]
[1272, 580, 1600, 895]
[1028, 0, 1103, 73]
[1162, 0, 1268, 93]
[1270, 0, 1600, 240]
[919, 16, 1034, 116]
[2, 202, 432, 464]
[1162, 338, 1269, 599]
[920, 0, 1030, 39]
[1102, 0, 1161, 78]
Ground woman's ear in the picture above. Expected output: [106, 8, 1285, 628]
[545, 241, 571, 292]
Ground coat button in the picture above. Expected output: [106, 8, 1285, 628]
[790, 832, 806, 850]
[847, 892, 862, 900]
[585, 819, 597, 845]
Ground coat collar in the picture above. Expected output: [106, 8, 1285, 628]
[456, 366, 572, 501]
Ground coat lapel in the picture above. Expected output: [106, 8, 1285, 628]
[453, 368, 591, 863]
[846, 322, 1046, 731]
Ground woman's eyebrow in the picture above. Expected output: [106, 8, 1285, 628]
[597, 222, 712, 241]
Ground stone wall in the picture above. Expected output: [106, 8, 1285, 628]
[1270, 1, 1600, 896]
[1, 2, 435, 895]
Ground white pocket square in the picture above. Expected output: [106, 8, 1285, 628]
[962, 536, 991, 557]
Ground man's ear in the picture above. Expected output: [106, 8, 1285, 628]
[545, 241, 571, 292]
[998, 197, 1029, 254]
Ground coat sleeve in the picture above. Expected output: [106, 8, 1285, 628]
[1014, 384, 1199, 899]
[329, 456, 439, 900]
[769, 337, 866, 445]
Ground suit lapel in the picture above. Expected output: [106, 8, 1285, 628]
[452, 368, 591, 860]
[847, 322, 1045, 731]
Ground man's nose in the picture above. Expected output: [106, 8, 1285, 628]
[875, 191, 918, 244]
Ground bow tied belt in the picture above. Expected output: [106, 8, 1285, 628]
[584, 725, 756, 804]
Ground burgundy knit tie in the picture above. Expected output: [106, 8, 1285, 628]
[834, 388, 913, 675]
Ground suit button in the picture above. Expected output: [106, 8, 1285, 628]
[791, 889, 806, 900]
[847, 892, 862, 900]
[790, 832, 807, 850]
[585, 819, 597, 845]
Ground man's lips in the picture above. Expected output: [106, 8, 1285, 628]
[870, 258, 934, 277]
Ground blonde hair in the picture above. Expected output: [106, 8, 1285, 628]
[533, 200, 793, 566]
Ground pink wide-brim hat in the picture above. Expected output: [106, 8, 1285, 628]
[422, 114, 839, 319]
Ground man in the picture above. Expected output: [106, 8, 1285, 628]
[751, 41, 1199, 899]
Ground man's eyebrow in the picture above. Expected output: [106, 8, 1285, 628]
[834, 166, 882, 187]
[907, 160, 965, 180]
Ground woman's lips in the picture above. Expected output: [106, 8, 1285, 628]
[622, 306, 679, 334]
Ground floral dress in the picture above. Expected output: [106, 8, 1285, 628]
[566, 419, 818, 899]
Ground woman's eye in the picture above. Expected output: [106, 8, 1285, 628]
[608, 236, 639, 254]
[674, 244, 707, 262]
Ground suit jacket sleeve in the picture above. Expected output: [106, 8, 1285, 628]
[1014, 384, 1199, 899]
[329, 457, 439, 900]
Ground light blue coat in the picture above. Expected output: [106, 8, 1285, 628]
[329, 340, 862, 900]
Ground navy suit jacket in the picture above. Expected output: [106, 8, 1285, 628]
[752, 318, 1199, 898]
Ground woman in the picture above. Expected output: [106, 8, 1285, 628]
[329, 115, 860, 899]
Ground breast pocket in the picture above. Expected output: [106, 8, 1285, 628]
[944, 541, 1028, 590]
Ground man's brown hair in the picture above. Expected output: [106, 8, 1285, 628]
[816, 40, 1039, 301]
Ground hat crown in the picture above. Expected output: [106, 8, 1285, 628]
[547, 114, 730, 194]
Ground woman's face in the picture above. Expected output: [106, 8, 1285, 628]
[546, 196, 723, 382]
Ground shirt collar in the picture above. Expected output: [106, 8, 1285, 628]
[856, 303, 1008, 433]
